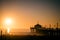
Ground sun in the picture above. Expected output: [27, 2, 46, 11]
[5, 18, 12, 25]
[5, 18, 12, 34]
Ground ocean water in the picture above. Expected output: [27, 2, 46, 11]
[9, 32, 44, 36]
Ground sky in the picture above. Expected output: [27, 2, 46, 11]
[0, 0, 60, 35]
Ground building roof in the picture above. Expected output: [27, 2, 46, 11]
[34, 24, 42, 29]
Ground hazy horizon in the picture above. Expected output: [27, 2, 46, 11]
[0, 0, 60, 35]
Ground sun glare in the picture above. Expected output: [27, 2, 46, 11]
[5, 18, 12, 34]
[6, 19, 11, 24]
[5, 18, 12, 25]
[7, 28, 10, 33]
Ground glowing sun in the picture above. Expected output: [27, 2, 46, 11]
[5, 18, 12, 33]
[5, 18, 12, 25]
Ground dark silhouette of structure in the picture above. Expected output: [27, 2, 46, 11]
[1, 30, 2, 36]
[0, 30, 2, 40]
[30, 23, 60, 36]
[0, 30, 2, 36]
[30, 23, 42, 33]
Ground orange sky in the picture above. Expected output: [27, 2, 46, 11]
[0, 0, 60, 35]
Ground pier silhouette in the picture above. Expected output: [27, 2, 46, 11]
[30, 22, 60, 36]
